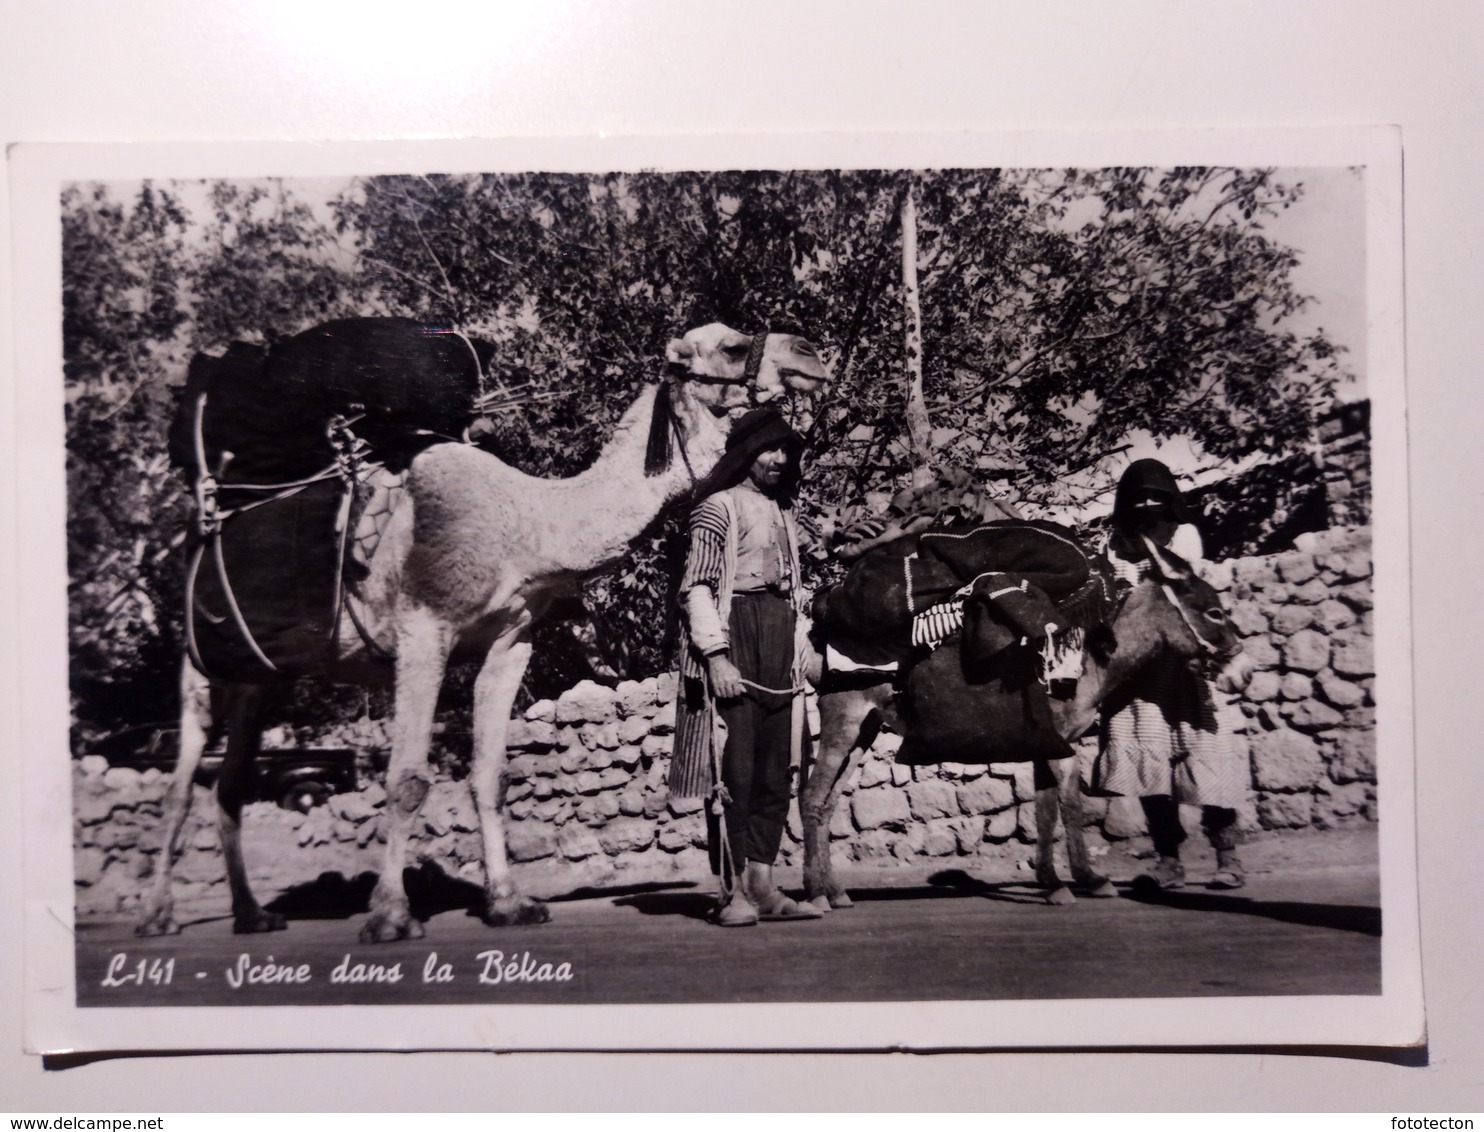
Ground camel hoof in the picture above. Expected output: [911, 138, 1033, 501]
[483, 896, 551, 927]
[804, 895, 833, 914]
[1043, 885, 1077, 907]
[134, 915, 182, 938]
[359, 911, 425, 943]
[828, 890, 854, 910]
[232, 909, 288, 934]
[1080, 877, 1119, 899]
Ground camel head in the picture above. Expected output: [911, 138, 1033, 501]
[666, 322, 833, 421]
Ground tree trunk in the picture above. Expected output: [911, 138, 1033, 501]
[901, 183, 935, 488]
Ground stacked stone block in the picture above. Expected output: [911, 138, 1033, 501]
[1203, 526, 1376, 833]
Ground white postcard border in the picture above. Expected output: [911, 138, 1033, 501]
[12, 127, 1418, 1053]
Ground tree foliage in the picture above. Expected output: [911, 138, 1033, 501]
[61, 167, 1349, 737]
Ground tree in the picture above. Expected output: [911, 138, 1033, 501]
[62, 166, 1350, 736]
[62, 179, 363, 738]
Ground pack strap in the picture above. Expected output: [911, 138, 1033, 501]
[185, 393, 379, 677]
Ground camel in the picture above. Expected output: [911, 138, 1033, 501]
[135, 325, 829, 941]
[798, 535, 1242, 911]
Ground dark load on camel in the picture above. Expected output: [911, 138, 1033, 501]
[815, 519, 1117, 764]
[169, 317, 491, 481]
[169, 318, 492, 681]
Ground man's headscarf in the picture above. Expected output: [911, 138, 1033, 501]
[694, 406, 804, 501]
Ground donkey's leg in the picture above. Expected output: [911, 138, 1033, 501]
[801, 686, 884, 911]
[470, 626, 550, 926]
[361, 606, 452, 943]
[136, 659, 212, 936]
[1033, 759, 1076, 906]
[217, 684, 285, 933]
[1062, 750, 1115, 897]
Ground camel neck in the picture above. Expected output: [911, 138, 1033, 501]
[548, 385, 718, 574]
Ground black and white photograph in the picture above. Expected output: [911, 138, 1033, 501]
[14, 131, 1417, 1052]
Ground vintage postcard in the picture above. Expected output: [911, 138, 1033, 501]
[12, 129, 1419, 1053]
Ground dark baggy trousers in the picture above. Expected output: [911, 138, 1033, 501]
[1141, 794, 1239, 856]
[706, 590, 797, 875]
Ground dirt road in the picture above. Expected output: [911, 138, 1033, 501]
[75, 827, 1380, 1008]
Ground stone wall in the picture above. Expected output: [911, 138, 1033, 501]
[1319, 400, 1372, 529]
[73, 527, 1375, 917]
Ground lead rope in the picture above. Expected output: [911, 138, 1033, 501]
[705, 679, 736, 904]
[326, 414, 367, 658]
[665, 380, 700, 487]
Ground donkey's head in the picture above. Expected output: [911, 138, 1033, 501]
[1139, 535, 1242, 662]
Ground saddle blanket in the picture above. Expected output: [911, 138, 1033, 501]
[817, 519, 1112, 665]
[816, 519, 1115, 765]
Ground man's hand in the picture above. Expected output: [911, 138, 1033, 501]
[1214, 650, 1256, 694]
[839, 517, 888, 544]
[707, 653, 746, 700]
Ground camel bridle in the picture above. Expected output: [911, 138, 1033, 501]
[670, 330, 770, 389]
[659, 330, 771, 487]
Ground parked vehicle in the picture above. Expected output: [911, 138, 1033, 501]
[85, 725, 356, 813]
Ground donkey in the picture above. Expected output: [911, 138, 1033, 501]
[798, 536, 1242, 910]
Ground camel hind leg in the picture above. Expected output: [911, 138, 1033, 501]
[136, 659, 213, 936]
[800, 684, 887, 911]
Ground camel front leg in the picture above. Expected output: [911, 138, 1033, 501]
[136, 659, 212, 936]
[361, 606, 452, 944]
[801, 685, 886, 911]
[469, 628, 550, 926]
[216, 684, 285, 933]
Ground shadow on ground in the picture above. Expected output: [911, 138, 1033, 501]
[549, 880, 700, 904]
[612, 890, 720, 922]
[1120, 884, 1382, 935]
[612, 872, 1062, 919]
[925, 868, 1100, 905]
[263, 862, 485, 923]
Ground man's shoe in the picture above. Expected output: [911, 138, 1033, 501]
[712, 895, 759, 927]
[753, 889, 824, 921]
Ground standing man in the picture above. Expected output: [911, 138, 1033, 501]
[668, 407, 823, 926]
